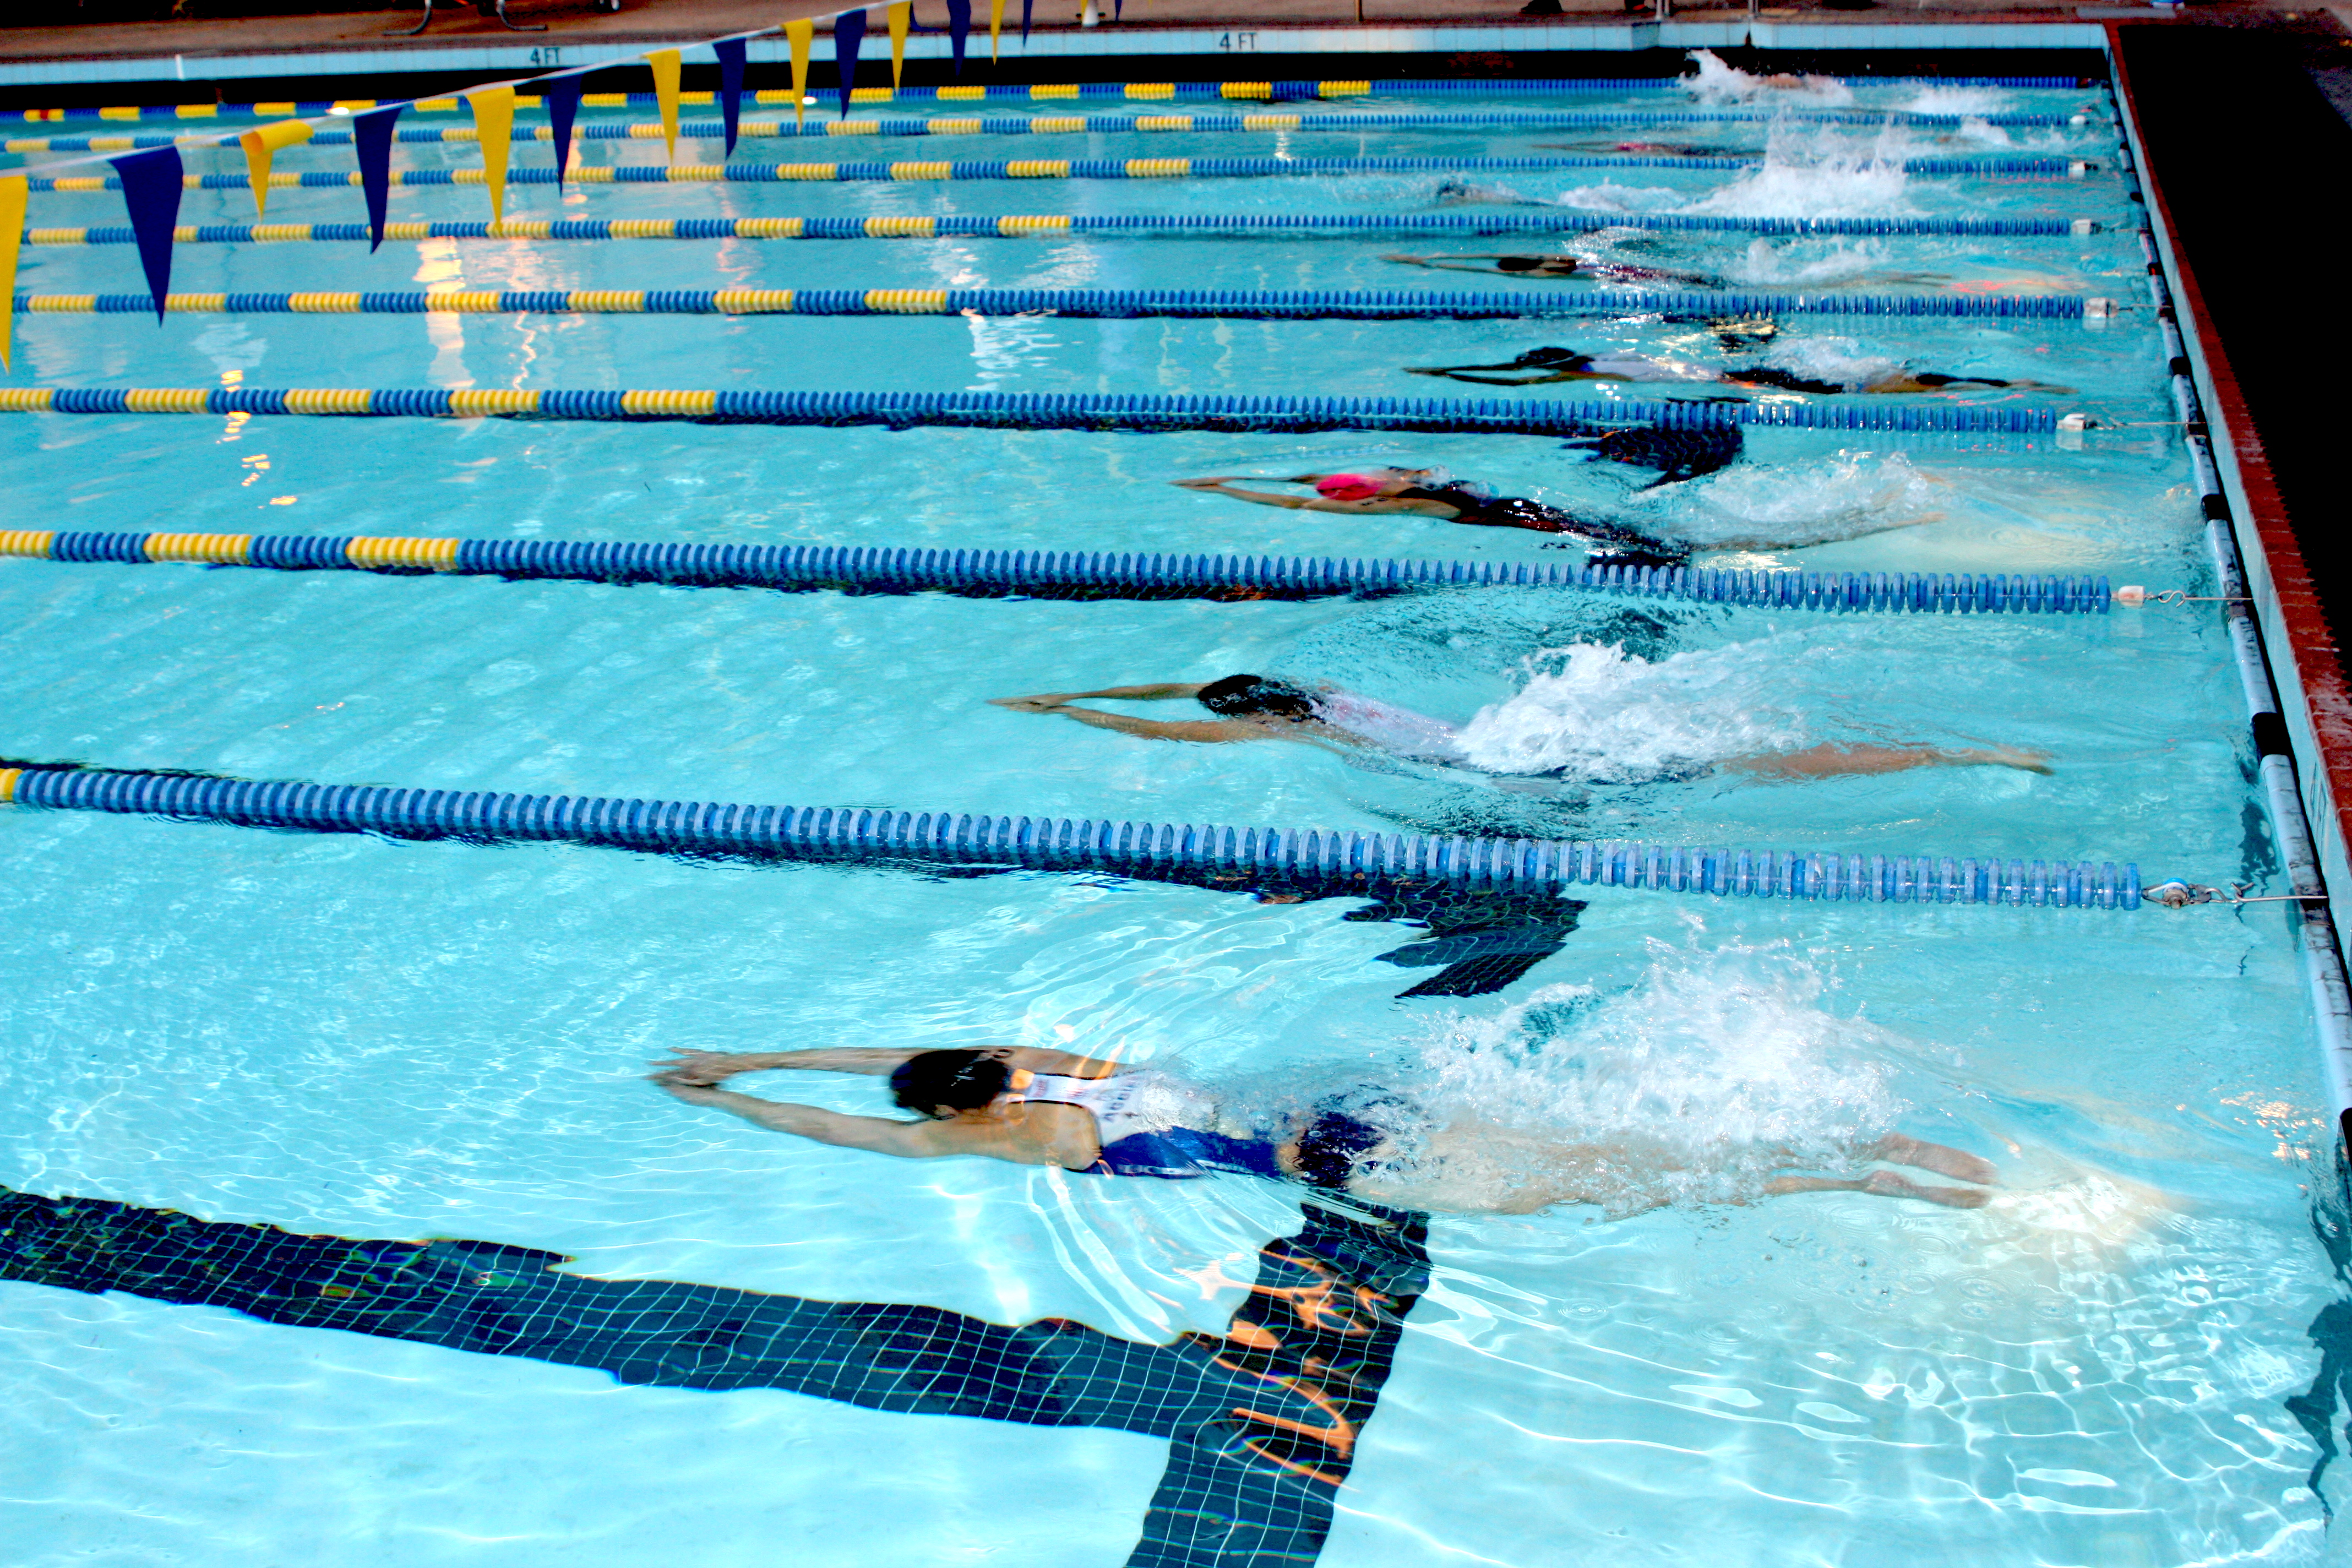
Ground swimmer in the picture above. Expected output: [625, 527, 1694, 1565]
[1174, 467, 1687, 568]
[1408, 345, 2074, 395]
[649, 1045, 2000, 1214]
[1382, 252, 1721, 287]
[988, 673, 2054, 778]
[1431, 177, 1550, 207]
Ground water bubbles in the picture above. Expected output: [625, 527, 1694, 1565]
[1451, 641, 1806, 781]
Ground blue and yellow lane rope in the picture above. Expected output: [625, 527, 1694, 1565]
[0, 526, 2114, 618]
[6, 287, 2099, 321]
[0, 105, 2098, 152]
[0, 385, 2063, 434]
[3, 77, 2090, 122]
[19, 152, 2092, 194]
[15, 213, 2105, 247]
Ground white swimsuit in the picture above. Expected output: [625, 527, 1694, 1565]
[1311, 693, 1466, 764]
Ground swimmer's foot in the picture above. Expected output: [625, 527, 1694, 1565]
[1957, 745, 2054, 775]
[1868, 1134, 1998, 1186]
[1763, 1170, 1990, 1207]
[1859, 1170, 1991, 1208]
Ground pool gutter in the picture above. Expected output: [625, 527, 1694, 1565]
[2106, 22, 2352, 1177]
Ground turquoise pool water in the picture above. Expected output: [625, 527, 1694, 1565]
[0, 69, 2341, 1567]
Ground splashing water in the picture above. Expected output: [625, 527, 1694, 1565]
[1728, 236, 1905, 286]
[1691, 123, 1920, 220]
[1554, 180, 1689, 214]
[1903, 84, 2013, 117]
[1684, 50, 1855, 107]
[1452, 643, 1806, 781]
[1636, 452, 1950, 549]
[1396, 948, 1913, 1216]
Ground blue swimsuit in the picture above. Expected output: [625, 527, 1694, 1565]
[1021, 1072, 1396, 1191]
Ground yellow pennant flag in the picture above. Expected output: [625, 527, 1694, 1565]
[0, 176, 25, 373]
[238, 119, 314, 220]
[888, 2, 911, 94]
[989, 0, 1004, 62]
[467, 85, 516, 226]
[786, 20, 814, 129]
[649, 47, 683, 164]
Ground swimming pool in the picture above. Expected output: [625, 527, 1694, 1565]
[0, 52, 2340, 1568]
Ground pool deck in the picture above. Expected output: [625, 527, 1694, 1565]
[0, 0, 2279, 86]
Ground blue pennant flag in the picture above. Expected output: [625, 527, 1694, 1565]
[834, 9, 868, 120]
[542, 72, 586, 187]
[714, 37, 748, 158]
[1021, 0, 1033, 41]
[352, 104, 405, 252]
[944, 0, 971, 73]
[111, 145, 183, 324]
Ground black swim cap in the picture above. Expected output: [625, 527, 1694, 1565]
[889, 1050, 1014, 1117]
[1197, 674, 1318, 720]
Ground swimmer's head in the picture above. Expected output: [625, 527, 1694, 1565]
[1314, 473, 1386, 502]
[889, 1050, 1013, 1118]
[1197, 674, 1319, 721]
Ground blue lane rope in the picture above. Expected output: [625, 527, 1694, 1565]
[0, 80, 2098, 123]
[24, 213, 2108, 247]
[23, 287, 2101, 323]
[0, 385, 2068, 435]
[8, 530, 2114, 617]
[10, 107, 2100, 152]
[0, 764, 2144, 911]
[24, 152, 2092, 193]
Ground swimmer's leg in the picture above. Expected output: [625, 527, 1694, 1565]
[1764, 1170, 1990, 1208]
[1726, 742, 2052, 778]
[1866, 1133, 1999, 1186]
[1401, 369, 1572, 386]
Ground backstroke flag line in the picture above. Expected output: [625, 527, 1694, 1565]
[238, 119, 313, 220]
[110, 146, 182, 321]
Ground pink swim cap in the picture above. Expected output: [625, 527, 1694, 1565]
[1314, 473, 1386, 501]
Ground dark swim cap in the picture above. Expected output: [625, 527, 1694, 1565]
[889, 1050, 1014, 1116]
[1197, 674, 1318, 721]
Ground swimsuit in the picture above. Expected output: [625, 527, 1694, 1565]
[1392, 483, 1691, 565]
[1310, 690, 1467, 764]
[1021, 1071, 1404, 1191]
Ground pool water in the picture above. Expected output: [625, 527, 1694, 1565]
[0, 67, 2342, 1568]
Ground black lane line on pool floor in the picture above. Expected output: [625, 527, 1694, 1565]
[0, 1184, 1430, 1568]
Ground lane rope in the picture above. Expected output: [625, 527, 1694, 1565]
[1, 77, 2098, 123]
[21, 151, 2097, 194]
[0, 528, 2115, 616]
[9, 286, 2103, 322]
[0, 384, 2071, 434]
[19, 213, 2111, 246]
[0, 763, 2146, 911]
[2, 105, 2105, 153]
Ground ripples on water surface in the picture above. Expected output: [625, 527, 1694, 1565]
[0, 70, 2340, 1568]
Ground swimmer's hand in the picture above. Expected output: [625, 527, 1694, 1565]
[990, 694, 1070, 713]
[1966, 745, 2054, 775]
[650, 1049, 754, 1086]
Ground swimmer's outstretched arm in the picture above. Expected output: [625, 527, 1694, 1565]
[1172, 478, 1457, 517]
[1402, 367, 1593, 385]
[992, 700, 1266, 744]
[652, 1078, 950, 1156]
[1726, 742, 2052, 778]
[1379, 253, 1525, 274]
[654, 1046, 1122, 1087]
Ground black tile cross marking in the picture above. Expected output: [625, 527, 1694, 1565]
[0, 1185, 1430, 1566]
